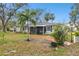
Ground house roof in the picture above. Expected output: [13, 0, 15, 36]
[25, 21, 53, 27]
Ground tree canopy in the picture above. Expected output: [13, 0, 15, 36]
[0, 3, 27, 32]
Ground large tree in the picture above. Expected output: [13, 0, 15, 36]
[0, 3, 27, 32]
[7, 20, 17, 31]
[69, 4, 79, 42]
[0, 20, 2, 30]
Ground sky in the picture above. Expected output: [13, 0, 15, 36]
[28, 3, 74, 23]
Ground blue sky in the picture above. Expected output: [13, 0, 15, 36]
[28, 3, 74, 23]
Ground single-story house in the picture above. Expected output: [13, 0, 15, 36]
[9, 26, 20, 32]
[9, 21, 53, 34]
[29, 23, 53, 34]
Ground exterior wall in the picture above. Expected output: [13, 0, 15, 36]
[45, 26, 52, 34]
[30, 27, 37, 34]
[30, 26, 46, 34]
[15, 27, 20, 32]
[30, 26, 52, 34]
[23, 26, 28, 33]
[74, 36, 79, 43]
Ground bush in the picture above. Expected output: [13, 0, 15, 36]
[50, 30, 69, 46]
[74, 31, 79, 36]
[57, 41, 64, 46]
[50, 42, 58, 47]
[50, 30, 66, 41]
[50, 41, 64, 47]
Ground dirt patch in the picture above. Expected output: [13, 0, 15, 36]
[29, 39, 50, 44]
[30, 34, 55, 42]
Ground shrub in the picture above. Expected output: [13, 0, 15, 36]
[50, 42, 58, 47]
[50, 30, 69, 46]
[51, 30, 66, 41]
[57, 41, 64, 46]
[74, 31, 79, 36]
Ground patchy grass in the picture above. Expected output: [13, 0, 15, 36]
[0, 32, 79, 56]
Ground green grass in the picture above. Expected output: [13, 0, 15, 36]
[0, 32, 28, 40]
[0, 32, 79, 56]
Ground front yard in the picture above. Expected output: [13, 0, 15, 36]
[0, 32, 79, 56]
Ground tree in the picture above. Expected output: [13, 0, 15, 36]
[44, 13, 55, 33]
[0, 20, 2, 30]
[53, 23, 64, 31]
[69, 4, 79, 42]
[69, 4, 79, 30]
[6, 20, 17, 31]
[69, 8, 77, 25]
[17, 9, 42, 41]
[74, 4, 79, 30]
[0, 3, 27, 32]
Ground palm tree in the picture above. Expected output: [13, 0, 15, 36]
[17, 9, 41, 41]
[44, 13, 55, 34]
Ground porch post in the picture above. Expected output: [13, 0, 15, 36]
[43, 26, 44, 35]
[36, 27, 37, 34]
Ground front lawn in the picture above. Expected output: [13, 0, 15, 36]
[0, 32, 79, 56]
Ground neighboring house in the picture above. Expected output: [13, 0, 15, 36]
[66, 23, 77, 31]
[9, 26, 20, 32]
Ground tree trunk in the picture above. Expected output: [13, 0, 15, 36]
[3, 25, 6, 32]
[27, 21, 30, 41]
[29, 26, 30, 39]
[26, 26, 30, 41]
[2, 22, 6, 32]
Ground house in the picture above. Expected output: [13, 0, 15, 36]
[29, 22, 53, 34]
[9, 26, 20, 32]
[8, 20, 53, 34]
